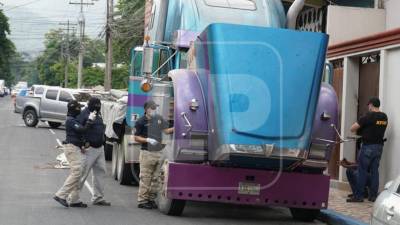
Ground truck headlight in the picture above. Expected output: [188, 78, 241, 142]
[229, 144, 303, 158]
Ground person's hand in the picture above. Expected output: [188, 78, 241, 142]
[146, 138, 158, 146]
[89, 111, 97, 121]
[80, 147, 86, 154]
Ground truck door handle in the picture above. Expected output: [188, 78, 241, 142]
[180, 112, 192, 136]
[386, 207, 395, 217]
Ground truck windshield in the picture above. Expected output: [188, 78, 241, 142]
[73, 93, 92, 102]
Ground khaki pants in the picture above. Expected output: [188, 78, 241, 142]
[80, 147, 107, 203]
[137, 150, 163, 204]
[55, 144, 84, 204]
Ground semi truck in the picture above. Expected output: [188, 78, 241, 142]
[106, 0, 339, 221]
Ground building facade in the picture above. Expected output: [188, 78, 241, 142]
[326, 1, 400, 188]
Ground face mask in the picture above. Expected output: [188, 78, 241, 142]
[69, 108, 81, 117]
[148, 109, 156, 117]
[94, 104, 101, 112]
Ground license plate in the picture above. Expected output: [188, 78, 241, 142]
[238, 182, 261, 195]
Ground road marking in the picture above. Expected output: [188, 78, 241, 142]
[49, 129, 55, 135]
[85, 181, 94, 195]
[56, 139, 63, 147]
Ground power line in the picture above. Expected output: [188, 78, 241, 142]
[4, 0, 45, 11]
[69, 0, 97, 89]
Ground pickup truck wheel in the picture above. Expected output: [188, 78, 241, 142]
[24, 110, 38, 127]
[158, 160, 186, 216]
[48, 122, 62, 129]
[290, 208, 320, 222]
[111, 143, 118, 180]
[117, 136, 134, 185]
[104, 143, 113, 161]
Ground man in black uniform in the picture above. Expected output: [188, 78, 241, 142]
[347, 97, 388, 203]
[134, 100, 173, 209]
[54, 100, 96, 208]
[77, 97, 111, 206]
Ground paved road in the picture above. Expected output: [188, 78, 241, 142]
[0, 96, 326, 225]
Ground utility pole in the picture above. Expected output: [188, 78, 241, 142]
[69, 0, 95, 89]
[104, 0, 114, 91]
[60, 20, 77, 88]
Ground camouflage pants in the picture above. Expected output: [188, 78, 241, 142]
[137, 150, 163, 204]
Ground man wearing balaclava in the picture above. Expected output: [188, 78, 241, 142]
[134, 100, 173, 209]
[77, 97, 111, 206]
[54, 100, 96, 208]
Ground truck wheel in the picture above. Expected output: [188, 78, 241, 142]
[158, 160, 186, 216]
[48, 122, 62, 129]
[104, 143, 113, 161]
[24, 110, 38, 127]
[290, 208, 320, 222]
[111, 143, 118, 180]
[117, 137, 134, 185]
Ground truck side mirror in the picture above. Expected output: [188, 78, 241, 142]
[142, 46, 154, 76]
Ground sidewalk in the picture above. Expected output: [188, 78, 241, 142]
[328, 187, 374, 224]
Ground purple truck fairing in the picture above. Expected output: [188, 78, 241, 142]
[310, 83, 339, 160]
[166, 162, 330, 209]
[169, 69, 209, 162]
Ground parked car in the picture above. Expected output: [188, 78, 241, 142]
[15, 87, 91, 128]
[0, 80, 5, 97]
[371, 176, 400, 225]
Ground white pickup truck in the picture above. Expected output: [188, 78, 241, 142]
[15, 87, 91, 128]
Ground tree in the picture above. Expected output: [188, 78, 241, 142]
[34, 29, 107, 88]
[0, 9, 16, 86]
[112, 0, 145, 64]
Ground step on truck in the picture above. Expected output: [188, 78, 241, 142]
[108, 0, 339, 221]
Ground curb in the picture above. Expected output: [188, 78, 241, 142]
[318, 209, 369, 225]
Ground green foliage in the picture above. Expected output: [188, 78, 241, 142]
[32, 29, 108, 88]
[0, 10, 16, 86]
[112, 0, 145, 63]
[112, 64, 129, 89]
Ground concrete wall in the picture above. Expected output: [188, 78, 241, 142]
[339, 57, 359, 181]
[326, 6, 386, 45]
[379, 47, 400, 185]
[385, 0, 400, 30]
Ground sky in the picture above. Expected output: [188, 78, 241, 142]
[2, 0, 109, 56]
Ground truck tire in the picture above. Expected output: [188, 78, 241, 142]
[290, 208, 320, 222]
[158, 160, 186, 216]
[117, 137, 134, 185]
[111, 143, 118, 180]
[104, 143, 113, 161]
[24, 110, 39, 127]
[48, 122, 62, 129]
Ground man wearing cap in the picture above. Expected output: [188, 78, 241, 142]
[134, 100, 173, 209]
[54, 100, 96, 208]
[347, 97, 388, 203]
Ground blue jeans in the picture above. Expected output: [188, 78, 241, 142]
[355, 144, 383, 199]
[346, 167, 370, 196]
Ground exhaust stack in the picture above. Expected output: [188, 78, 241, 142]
[286, 0, 305, 29]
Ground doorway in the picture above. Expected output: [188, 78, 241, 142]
[356, 54, 380, 156]
[328, 60, 344, 180]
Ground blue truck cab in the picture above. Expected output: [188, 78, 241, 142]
[124, 0, 339, 220]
